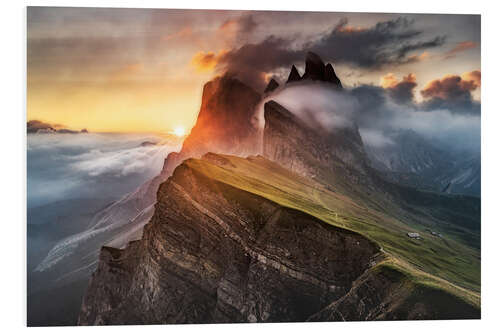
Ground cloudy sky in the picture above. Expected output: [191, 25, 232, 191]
[27, 7, 480, 133]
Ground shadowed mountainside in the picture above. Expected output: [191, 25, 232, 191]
[29, 52, 480, 326]
[79, 151, 479, 324]
[79, 96, 480, 324]
[364, 130, 480, 197]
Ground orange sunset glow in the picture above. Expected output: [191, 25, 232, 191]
[25, 6, 483, 327]
[27, 8, 480, 133]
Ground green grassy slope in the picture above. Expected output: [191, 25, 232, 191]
[184, 154, 480, 309]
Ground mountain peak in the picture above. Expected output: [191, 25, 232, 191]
[285, 52, 342, 88]
[286, 65, 301, 83]
[324, 63, 342, 88]
[302, 52, 326, 81]
[264, 78, 279, 93]
[161, 75, 262, 176]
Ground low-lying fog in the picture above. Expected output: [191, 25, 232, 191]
[27, 132, 182, 210]
[255, 82, 480, 154]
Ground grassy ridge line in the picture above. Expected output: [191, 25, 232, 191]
[184, 155, 480, 307]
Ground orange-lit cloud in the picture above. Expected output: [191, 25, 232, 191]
[380, 73, 398, 88]
[336, 25, 366, 33]
[419, 70, 481, 113]
[27, 8, 481, 133]
[462, 70, 481, 88]
[380, 73, 416, 88]
[190, 50, 228, 73]
[444, 41, 478, 59]
[380, 73, 417, 103]
[407, 51, 430, 63]
[421, 70, 481, 100]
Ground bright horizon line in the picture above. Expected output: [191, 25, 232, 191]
[26, 118, 192, 136]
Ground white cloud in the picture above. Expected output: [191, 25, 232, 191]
[27, 133, 181, 207]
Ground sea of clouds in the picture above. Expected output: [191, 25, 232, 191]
[27, 132, 181, 208]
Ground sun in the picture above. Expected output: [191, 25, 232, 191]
[173, 126, 186, 137]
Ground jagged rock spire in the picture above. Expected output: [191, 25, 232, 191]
[302, 52, 326, 81]
[286, 65, 301, 83]
[284, 52, 342, 89]
[325, 63, 342, 88]
[264, 78, 279, 93]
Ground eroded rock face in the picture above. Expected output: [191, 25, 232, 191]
[308, 265, 480, 321]
[78, 158, 379, 325]
[163, 75, 262, 176]
[263, 100, 369, 178]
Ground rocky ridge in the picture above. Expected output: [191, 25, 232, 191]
[265, 52, 343, 93]
[76, 52, 480, 324]
[263, 100, 369, 177]
[78, 157, 381, 324]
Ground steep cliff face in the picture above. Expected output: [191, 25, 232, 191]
[29, 74, 263, 326]
[77, 52, 480, 325]
[79, 156, 380, 325]
[263, 100, 368, 178]
[309, 264, 480, 321]
[37, 76, 261, 275]
[78, 153, 480, 324]
[162, 75, 261, 176]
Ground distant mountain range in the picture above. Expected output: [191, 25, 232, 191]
[27, 120, 88, 134]
[364, 129, 480, 197]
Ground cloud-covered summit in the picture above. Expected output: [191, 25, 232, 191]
[193, 16, 448, 89]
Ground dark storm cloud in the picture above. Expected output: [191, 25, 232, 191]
[309, 17, 446, 68]
[349, 84, 394, 129]
[218, 36, 300, 70]
[215, 36, 304, 89]
[392, 36, 446, 61]
[210, 17, 446, 89]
